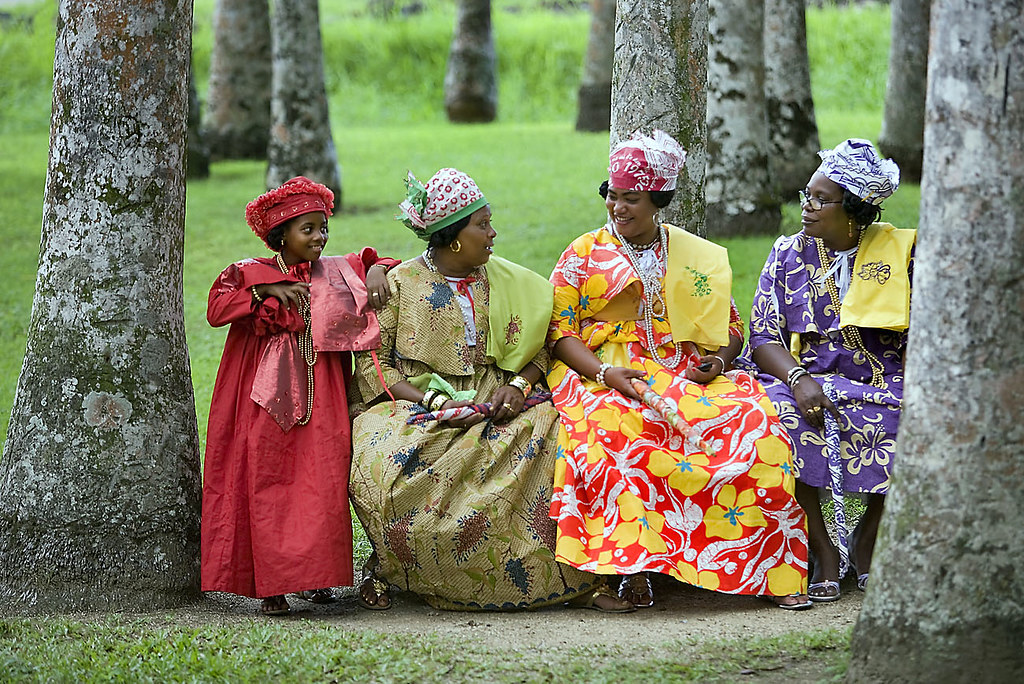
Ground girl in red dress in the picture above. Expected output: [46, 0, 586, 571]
[200, 177, 397, 615]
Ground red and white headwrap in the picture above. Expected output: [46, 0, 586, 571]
[397, 168, 488, 240]
[608, 129, 687, 192]
[245, 176, 334, 244]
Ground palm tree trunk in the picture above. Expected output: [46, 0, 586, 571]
[0, 0, 202, 613]
[848, 0, 1024, 679]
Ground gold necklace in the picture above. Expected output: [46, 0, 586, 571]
[815, 234, 885, 388]
[277, 253, 318, 425]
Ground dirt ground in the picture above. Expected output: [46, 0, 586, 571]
[190, 573, 864, 652]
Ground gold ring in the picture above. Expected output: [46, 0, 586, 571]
[373, 292, 380, 298]
[809, 406, 822, 413]
[502, 403, 512, 410]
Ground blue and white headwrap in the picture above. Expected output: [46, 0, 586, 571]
[816, 139, 900, 205]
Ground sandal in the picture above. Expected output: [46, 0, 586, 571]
[856, 572, 869, 591]
[617, 573, 654, 608]
[296, 588, 335, 604]
[568, 584, 636, 613]
[358, 568, 392, 611]
[808, 580, 841, 602]
[260, 594, 290, 616]
[770, 593, 814, 611]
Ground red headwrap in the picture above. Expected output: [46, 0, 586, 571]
[608, 130, 687, 192]
[245, 176, 334, 243]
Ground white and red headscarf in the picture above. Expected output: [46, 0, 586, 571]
[608, 129, 687, 192]
[397, 168, 488, 240]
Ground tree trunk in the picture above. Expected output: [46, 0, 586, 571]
[187, 62, 211, 179]
[203, 0, 272, 160]
[0, 0, 202, 614]
[444, 0, 497, 123]
[847, 1, 1024, 680]
[764, 0, 819, 198]
[612, 0, 708, 236]
[877, 0, 929, 183]
[266, 0, 341, 203]
[575, 0, 615, 132]
[705, 0, 780, 237]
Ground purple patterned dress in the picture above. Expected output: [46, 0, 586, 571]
[740, 231, 913, 495]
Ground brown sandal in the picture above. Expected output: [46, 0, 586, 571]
[618, 573, 654, 608]
[358, 569, 392, 611]
[296, 588, 335, 604]
[260, 594, 290, 616]
[568, 584, 636, 613]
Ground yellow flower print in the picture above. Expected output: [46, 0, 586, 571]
[555, 535, 588, 565]
[674, 561, 721, 590]
[608, 492, 668, 554]
[747, 435, 795, 489]
[674, 383, 724, 421]
[766, 564, 806, 595]
[704, 484, 768, 540]
[647, 448, 712, 496]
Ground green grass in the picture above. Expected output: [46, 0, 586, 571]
[0, 615, 851, 683]
[0, 0, 912, 677]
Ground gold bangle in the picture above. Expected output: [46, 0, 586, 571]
[251, 286, 263, 303]
[509, 374, 531, 398]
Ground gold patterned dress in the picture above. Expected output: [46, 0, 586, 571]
[350, 258, 595, 610]
[547, 226, 808, 596]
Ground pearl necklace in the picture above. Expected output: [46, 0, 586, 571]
[277, 253, 318, 425]
[609, 222, 683, 369]
[815, 232, 885, 388]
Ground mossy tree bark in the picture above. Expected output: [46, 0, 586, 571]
[575, 0, 615, 132]
[847, 1, 1024, 680]
[266, 0, 341, 202]
[877, 0, 929, 183]
[444, 0, 497, 123]
[764, 0, 819, 199]
[705, 0, 780, 237]
[204, 0, 272, 161]
[0, 0, 202, 614]
[611, 0, 708, 236]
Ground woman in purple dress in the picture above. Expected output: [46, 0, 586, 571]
[745, 139, 914, 602]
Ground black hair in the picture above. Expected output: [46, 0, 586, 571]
[427, 214, 471, 250]
[842, 190, 883, 228]
[598, 180, 675, 209]
[265, 224, 286, 251]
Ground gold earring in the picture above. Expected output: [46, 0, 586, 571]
[848, 220, 855, 238]
[450, 239, 462, 253]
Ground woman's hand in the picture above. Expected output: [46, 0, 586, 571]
[257, 282, 310, 310]
[441, 399, 487, 429]
[792, 375, 840, 430]
[603, 366, 646, 402]
[489, 385, 526, 424]
[365, 264, 391, 310]
[685, 355, 724, 385]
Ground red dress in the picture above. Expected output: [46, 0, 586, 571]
[201, 249, 397, 598]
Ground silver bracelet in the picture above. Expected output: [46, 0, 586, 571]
[595, 362, 613, 386]
[786, 366, 810, 389]
[710, 355, 727, 371]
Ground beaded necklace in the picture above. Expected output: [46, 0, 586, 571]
[609, 222, 683, 369]
[276, 253, 318, 425]
[814, 233, 885, 388]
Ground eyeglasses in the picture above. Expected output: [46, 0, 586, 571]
[798, 190, 843, 212]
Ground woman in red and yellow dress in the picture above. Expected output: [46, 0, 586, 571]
[547, 131, 810, 609]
